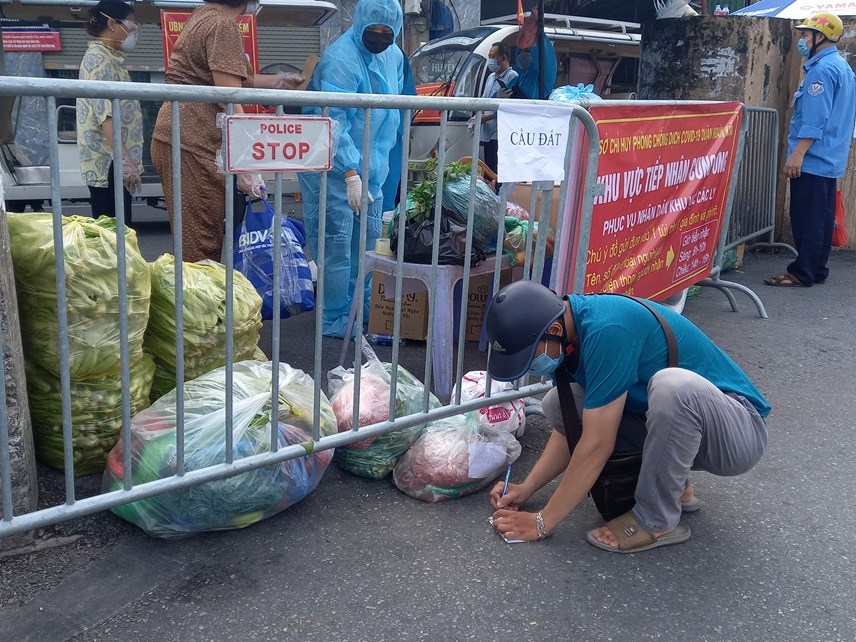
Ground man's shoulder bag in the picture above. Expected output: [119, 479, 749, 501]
[554, 296, 678, 521]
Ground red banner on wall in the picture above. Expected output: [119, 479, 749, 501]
[569, 102, 743, 301]
[160, 10, 259, 73]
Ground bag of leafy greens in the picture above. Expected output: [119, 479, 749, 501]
[6, 214, 151, 379]
[26, 355, 156, 475]
[144, 255, 263, 399]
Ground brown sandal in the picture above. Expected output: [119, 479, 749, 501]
[586, 512, 692, 553]
[763, 273, 807, 287]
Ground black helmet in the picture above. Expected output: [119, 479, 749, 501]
[485, 281, 566, 381]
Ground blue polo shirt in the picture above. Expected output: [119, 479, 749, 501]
[561, 294, 771, 418]
[788, 47, 856, 178]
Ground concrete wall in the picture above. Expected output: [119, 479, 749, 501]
[638, 15, 856, 249]
[0, 179, 38, 552]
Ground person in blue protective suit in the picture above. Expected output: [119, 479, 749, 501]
[380, 45, 416, 214]
[513, 38, 557, 100]
[297, 0, 404, 338]
[764, 12, 855, 288]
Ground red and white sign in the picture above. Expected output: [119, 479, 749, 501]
[1, 30, 61, 52]
[565, 102, 743, 301]
[224, 115, 333, 173]
[161, 10, 259, 73]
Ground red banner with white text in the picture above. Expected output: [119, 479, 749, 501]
[568, 102, 743, 300]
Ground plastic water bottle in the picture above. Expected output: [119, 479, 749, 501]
[366, 333, 407, 347]
[714, 4, 724, 16]
[721, 5, 729, 15]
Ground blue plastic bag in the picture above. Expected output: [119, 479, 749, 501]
[234, 197, 315, 320]
[548, 83, 602, 103]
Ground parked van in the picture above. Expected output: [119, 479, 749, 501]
[0, 0, 336, 212]
[407, 13, 642, 162]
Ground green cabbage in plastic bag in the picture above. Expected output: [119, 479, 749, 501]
[103, 360, 337, 538]
[26, 354, 155, 475]
[6, 213, 151, 379]
[144, 255, 263, 399]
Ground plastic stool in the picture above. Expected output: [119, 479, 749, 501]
[340, 251, 508, 404]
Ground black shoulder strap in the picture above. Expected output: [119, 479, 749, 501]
[556, 295, 679, 453]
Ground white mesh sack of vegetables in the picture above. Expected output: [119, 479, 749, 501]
[102, 360, 337, 538]
[451, 371, 526, 439]
[25, 354, 156, 475]
[328, 347, 441, 480]
[145, 255, 263, 400]
[392, 412, 521, 503]
[6, 214, 151, 379]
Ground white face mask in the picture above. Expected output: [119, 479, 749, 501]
[117, 20, 140, 52]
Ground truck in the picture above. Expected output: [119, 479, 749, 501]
[0, 0, 337, 212]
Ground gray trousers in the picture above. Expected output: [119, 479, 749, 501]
[542, 368, 768, 531]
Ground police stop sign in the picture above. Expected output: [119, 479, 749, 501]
[224, 115, 333, 173]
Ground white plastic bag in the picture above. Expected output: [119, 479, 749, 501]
[452, 371, 526, 438]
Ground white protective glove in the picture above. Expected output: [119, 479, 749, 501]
[274, 70, 305, 89]
[121, 152, 142, 195]
[466, 116, 476, 136]
[345, 174, 373, 214]
[237, 173, 266, 198]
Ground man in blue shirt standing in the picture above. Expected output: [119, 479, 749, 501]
[765, 12, 856, 287]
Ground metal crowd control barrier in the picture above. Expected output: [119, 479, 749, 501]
[698, 106, 794, 319]
[0, 76, 598, 538]
[0, 79, 778, 539]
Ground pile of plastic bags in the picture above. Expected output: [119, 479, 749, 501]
[103, 360, 337, 538]
[6, 214, 154, 474]
[328, 350, 441, 479]
[144, 255, 263, 399]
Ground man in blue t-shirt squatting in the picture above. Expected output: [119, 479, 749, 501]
[484, 281, 770, 553]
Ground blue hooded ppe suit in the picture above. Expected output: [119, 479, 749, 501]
[297, 0, 404, 338]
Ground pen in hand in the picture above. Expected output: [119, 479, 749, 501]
[501, 463, 513, 497]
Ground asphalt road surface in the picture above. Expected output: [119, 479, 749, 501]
[2, 203, 855, 642]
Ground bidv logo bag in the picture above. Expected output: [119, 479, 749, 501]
[234, 197, 314, 320]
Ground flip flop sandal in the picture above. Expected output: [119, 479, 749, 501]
[586, 511, 692, 554]
[681, 496, 701, 513]
[763, 273, 806, 287]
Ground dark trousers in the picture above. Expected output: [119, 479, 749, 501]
[481, 139, 501, 193]
[787, 172, 836, 286]
[88, 161, 133, 223]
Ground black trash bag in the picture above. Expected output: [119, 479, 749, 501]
[389, 212, 487, 267]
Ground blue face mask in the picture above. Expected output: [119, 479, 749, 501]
[487, 58, 500, 73]
[797, 38, 811, 57]
[528, 348, 564, 377]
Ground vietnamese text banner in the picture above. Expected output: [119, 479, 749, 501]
[571, 102, 743, 300]
[497, 103, 574, 182]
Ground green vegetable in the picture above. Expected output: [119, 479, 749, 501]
[26, 354, 156, 475]
[6, 214, 151, 379]
[144, 255, 263, 399]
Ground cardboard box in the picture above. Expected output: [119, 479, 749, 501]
[454, 268, 516, 342]
[508, 183, 565, 233]
[368, 268, 516, 343]
[367, 276, 430, 340]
